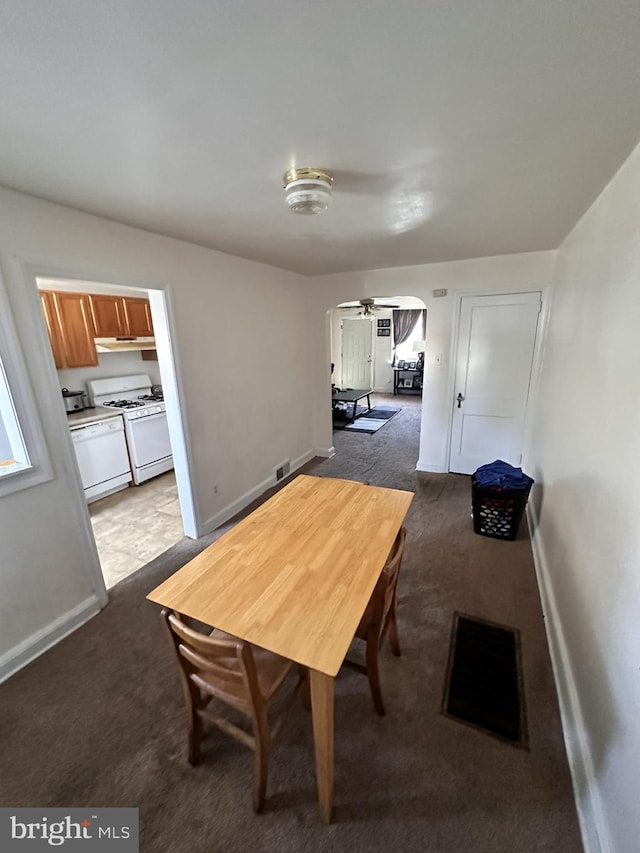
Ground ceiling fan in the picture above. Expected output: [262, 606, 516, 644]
[340, 298, 400, 318]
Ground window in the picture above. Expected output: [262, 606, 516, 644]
[0, 357, 31, 478]
[395, 314, 425, 363]
[0, 275, 52, 497]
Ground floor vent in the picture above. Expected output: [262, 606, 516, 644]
[275, 460, 291, 481]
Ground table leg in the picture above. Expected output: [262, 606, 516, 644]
[309, 669, 335, 823]
[366, 393, 371, 413]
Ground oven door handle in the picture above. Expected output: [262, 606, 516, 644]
[130, 411, 167, 423]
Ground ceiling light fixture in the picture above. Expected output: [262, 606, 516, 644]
[283, 167, 333, 215]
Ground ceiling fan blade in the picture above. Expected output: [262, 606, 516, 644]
[337, 300, 400, 310]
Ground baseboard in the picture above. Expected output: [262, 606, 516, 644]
[200, 449, 318, 536]
[526, 504, 610, 853]
[314, 445, 335, 458]
[291, 448, 317, 470]
[0, 595, 103, 685]
[416, 460, 446, 473]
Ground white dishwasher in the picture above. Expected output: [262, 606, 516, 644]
[70, 416, 132, 502]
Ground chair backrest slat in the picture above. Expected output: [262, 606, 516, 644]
[161, 610, 266, 711]
[178, 642, 245, 688]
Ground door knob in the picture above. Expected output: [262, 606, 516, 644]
[456, 393, 465, 408]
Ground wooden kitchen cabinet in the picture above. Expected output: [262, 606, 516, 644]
[40, 291, 66, 368]
[89, 294, 127, 337]
[41, 290, 98, 369]
[89, 294, 153, 337]
[123, 297, 153, 336]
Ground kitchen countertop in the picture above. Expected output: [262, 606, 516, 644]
[67, 406, 124, 428]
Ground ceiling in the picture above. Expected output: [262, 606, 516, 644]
[2, 2, 640, 276]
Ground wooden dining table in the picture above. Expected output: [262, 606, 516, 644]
[147, 473, 413, 822]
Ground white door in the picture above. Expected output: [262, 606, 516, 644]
[449, 291, 541, 474]
[341, 319, 373, 388]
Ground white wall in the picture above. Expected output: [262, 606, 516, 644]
[0, 186, 315, 682]
[526, 141, 640, 852]
[311, 251, 556, 470]
[57, 351, 162, 394]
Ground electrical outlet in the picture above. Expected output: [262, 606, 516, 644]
[432, 288, 448, 298]
[434, 353, 443, 366]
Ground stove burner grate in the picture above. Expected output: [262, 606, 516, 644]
[104, 399, 146, 409]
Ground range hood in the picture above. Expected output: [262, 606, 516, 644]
[95, 337, 156, 353]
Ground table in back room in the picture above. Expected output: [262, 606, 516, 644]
[393, 368, 423, 395]
[331, 388, 372, 422]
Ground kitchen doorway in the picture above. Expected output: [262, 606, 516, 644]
[34, 272, 196, 589]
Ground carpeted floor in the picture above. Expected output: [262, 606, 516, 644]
[0, 394, 583, 852]
[334, 406, 400, 433]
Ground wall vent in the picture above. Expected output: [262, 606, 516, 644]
[274, 459, 291, 481]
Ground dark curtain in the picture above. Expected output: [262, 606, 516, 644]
[392, 309, 424, 361]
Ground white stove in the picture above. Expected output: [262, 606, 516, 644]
[101, 395, 166, 418]
[87, 374, 173, 485]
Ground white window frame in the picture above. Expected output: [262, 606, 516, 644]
[0, 276, 52, 497]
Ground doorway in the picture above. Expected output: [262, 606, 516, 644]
[330, 296, 427, 474]
[35, 273, 195, 588]
[448, 291, 542, 474]
[332, 296, 427, 395]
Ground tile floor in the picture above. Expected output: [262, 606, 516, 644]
[88, 470, 183, 589]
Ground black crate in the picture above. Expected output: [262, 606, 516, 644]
[471, 477, 532, 541]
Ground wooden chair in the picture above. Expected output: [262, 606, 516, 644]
[161, 609, 304, 812]
[344, 526, 407, 716]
